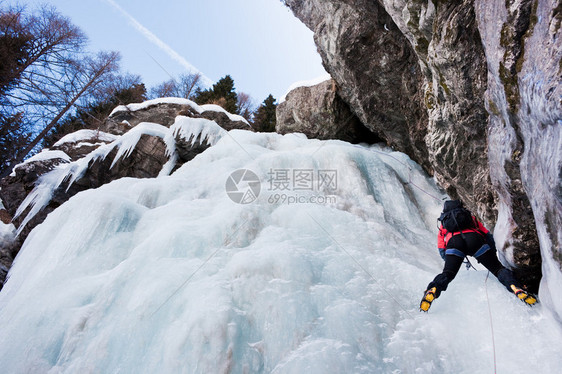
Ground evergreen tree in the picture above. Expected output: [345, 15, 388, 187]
[0, 7, 33, 171]
[194, 75, 238, 114]
[0, 7, 32, 95]
[0, 113, 30, 172]
[253, 94, 277, 132]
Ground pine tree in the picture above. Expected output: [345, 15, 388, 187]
[0, 7, 32, 95]
[253, 94, 277, 132]
[194, 75, 238, 114]
[0, 113, 30, 172]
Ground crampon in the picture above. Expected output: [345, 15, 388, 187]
[510, 285, 538, 306]
[420, 287, 437, 312]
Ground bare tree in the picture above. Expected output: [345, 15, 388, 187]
[0, 4, 123, 178]
[237, 92, 255, 122]
[176, 72, 201, 99]
[90, 72, 144, 104]
[0, 51, 120, 177]
[150, 79, 176, 98]
[0, 5, 32, 94]
[150, 72, 202, 100]
[1, 5, 85, 92]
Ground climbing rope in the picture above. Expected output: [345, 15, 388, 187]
[462, 256, 497, 372]
[484, 271, 498, 373]
[307, 212, 416, 320]
[368, 148, 446, 203]
[147, 218, 251, 318]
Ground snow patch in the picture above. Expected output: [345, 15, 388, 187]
[109, 97, 250, 126]
[9, 150, 71, 177]
[53, 129, 117, 147]
[199, 104, 250, 126]
[280, 73, 333, 103]
[109, 97, 201, 117]
[20, 150, 70, 165]
[0, 199, 15, 247]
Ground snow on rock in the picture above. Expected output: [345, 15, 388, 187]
[200, 103, 250, 125]
[109, 97, 200, 117]
[107, 97, 250, 137]
[280, 73, 332, 103]
[19, 150, 70, 164]
[9, 150, 71, 177]
[0, 221, 14, 249]
[109, 97, 250, 127]
[53, 129, 118, 147]
[1, 130, 561, 373]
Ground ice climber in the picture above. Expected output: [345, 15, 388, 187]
[420, 200, 537, 312]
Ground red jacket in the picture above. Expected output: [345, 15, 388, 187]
[438, 216, 489, 249]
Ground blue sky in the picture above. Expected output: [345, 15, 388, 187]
[23, 0, 327, 104]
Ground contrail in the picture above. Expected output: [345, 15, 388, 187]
[103, 0, 214, 87]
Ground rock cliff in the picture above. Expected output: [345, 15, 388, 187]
[276, 79, 381, 143]
[284, 0, 561, 293]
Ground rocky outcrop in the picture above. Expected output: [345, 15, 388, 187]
[284, 0, 561, 293]
[105, 99, 250, 134]
[284, 0, 491, 215]
[284, 0, 431, 171]
[276, 79, 381, 143]
[0, 99, 238, 290]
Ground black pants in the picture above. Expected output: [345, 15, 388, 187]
[427, 232, 521, 297]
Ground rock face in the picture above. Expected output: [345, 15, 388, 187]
[284, 0, 561, 294]
[276, 79, 382, 143]
[0, 99, 240, 290]
[284, 0, 493, 220]
[474, 0, 562, 309]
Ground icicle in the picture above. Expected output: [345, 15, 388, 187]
[109, 123, 169, 169]
[171, 116, 227, 147]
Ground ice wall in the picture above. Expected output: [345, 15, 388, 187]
[0, 131, 561, 373]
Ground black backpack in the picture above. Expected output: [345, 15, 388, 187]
[439, 200, 475, 232]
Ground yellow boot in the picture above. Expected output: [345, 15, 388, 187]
[420, 287, 437, 312]
[510, 285, 537, 306]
